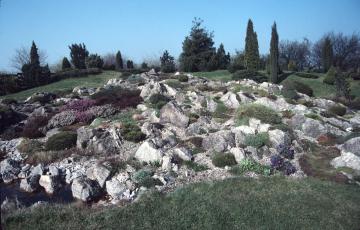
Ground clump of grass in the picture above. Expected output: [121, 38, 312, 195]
[212, 152, 237, 168]
[148, 94, 170, 110]
[244, 132, 269, 148]
[230, 159, 271, 176]
[305, 113, 323, 121]
[133, 169, 162, 188]
[183, 161, 209, 172]
[236, 104, 281, 125]
[45, 131, 77, 151]
[120, 122, 146, 143]
[212, 100, 228, 118]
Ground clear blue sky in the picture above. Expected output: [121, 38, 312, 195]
[0, 0, 359, 71]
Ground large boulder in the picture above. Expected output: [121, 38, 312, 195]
[331, 152, 360, 171]
[106, 177, 127, 198]
[231, 126, 256, 147]
[302, 118, 327, 138]
[220, 92, 241, 109]
[39, 175, 60, 194]
[340, 137, 360, 157]
[77, 126, 125, 156]
[25, 92, 56, 104]
[71, 177, 102, 202]
[159, 101, 189, 128]
[47, 110, 77, 129]
[20, 175, 40, 192]
[202, 130, 235, 152]
[140, 81, 177, 100]
[171, 147, 192, 161]
[0, 159, 21, 183]
[86, 164, 111, 188]
[268, 129, 290, 148]
[135, 140, 163, 163]
[229, 148, 246, 163]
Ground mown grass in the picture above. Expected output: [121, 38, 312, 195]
[281, 74, 360, 98]
[191, 70, 232, 82]
[0, 71, 119, 100]
[3, 176, 360, 229]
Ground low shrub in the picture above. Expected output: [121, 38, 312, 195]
[213, 101, 228, 118]
[133, 169, 162, 188]
[232, 70, 268, 83]
[164, 79, 184, 89]
[323, 66, 336, 85]
[45, 131, 77, 151]
[51, 68, 102, 81]
[317, 134, 337, 146]
[305, 113, 322, 121]
[21, 114, 52, 139]
[183, 161, 209, 172]
[178, 75, 189, 82]
[148, 94, 170, 110]
[244, 132, 269, 148]
[212, 152, 237, 168]
[229, 159, 271, 176]
[270, 154, 296, 175]
[1, 98, 17, 105]
[328, 105, 347, 116]
[236, 104, 281, 125]
[74, 111, 95, 124]
[90, 87, 143, 109]
[276, 144, 295, 159]
[61, 99, 97, 112]
[120, 123, 146, 143]
[17, 139, 44, 155]
[282, 80, 313, 97]
[295, 72, 319, 79]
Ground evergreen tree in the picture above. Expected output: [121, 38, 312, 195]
[334, 68, 351, 101]
[216, 44, 230, 69]
[244, 19, 260, 70]
[126, 60, 134, 69]
[322, 36, 333, 72]
[62, 57, 71, 70]
[160, 50, 176, 73]
[69, 43, 89, 69]
[179, 18, 216, 72]
[141, 62, 149, 69]
[115, 51, 123, 70]
[30, 41, 40, 66]
[86, 54, 104, 68]
[270, 22, 279, 83]
[22, 41, 50, 87]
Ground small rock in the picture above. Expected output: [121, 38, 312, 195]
[135, 140, 163, 163]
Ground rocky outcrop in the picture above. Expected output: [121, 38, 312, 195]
[71, 177, 102, 202]
[140, 81, 177, 100]
[220, 92, 241, 109]
[0, 158, 21, 183]
[340, 137, 360, 157]
[39, 175, 61, 194]
[135, 140, 163, 163]
[86, 163, 111, 188]
[202, 130, 235, 152]
[160, 101, 189, 128]
[331, 152, 360, 171]
[20, 175, 40, 192]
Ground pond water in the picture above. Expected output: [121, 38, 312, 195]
[0, 181, 74, 207]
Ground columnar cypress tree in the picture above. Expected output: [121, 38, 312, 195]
[270, 22, 279, 83]
[30, 41, 40, 66]
[244, 19, 260, 70]
[115, 51, 123, 70]
[334, 68, 351, 101]
[62, 57, 71, 70]
[322, 36, 333, 72]
[126, 60, 134, 69]
[216, 44, 230, 69]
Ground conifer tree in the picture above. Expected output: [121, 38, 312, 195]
[244, 19, 260, 70]
[334, 68, 351, 101]
[321, 36, 333, 72]
[62, 57, 71, 70]
[160, 50, 176, 73]
[69, 43, 89, 69]
[126, 60, 134, 69]
[270, 22, 279, 83]
[115, 51, 123, 70]
[216, 43, 230, 69]
[30, 41, 40, 66]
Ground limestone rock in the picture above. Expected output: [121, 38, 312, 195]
[159, 101, 189, 128]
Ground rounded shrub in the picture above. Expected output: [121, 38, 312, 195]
[178, 75, 189, 82]
[323, 66, 336, 85]
[328, 105, 347, 116]
[236, 104, 282, 125]
[244, 133, 269, 148]
[45, 131, 77, 151]
[212, 152, 237, 168]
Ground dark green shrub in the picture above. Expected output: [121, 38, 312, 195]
[133, 169, 162, 188]
[148, 94, 170, 110]
[1, 98, 17, 105]
[283, 80, 313, 96]
[232, 70, 268, 83]
[45, 131, 77, 151]
[244, 132, 269, 148]
[178, 75, 189, 82]
[90, 87, 142, 109]
[236, 104, 281, 125]
[230, 159, 271, 176]
[21, 115, 52, 139]
[295, 72, 319, 79]
[120, 123, 146, 143]
[323, 66, 336, 85]
[86, 54, 104, 69]
[212, 152, 237, 167]
[184, 161, 209, 172]
[328, 105, 346, 116]
[52, 68, 102, 81]
[17, 139, 44, 155]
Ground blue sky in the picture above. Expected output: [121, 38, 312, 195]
[0, 0, 359, 71]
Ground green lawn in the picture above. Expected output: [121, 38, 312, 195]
[3, 177, 360, 230]
[281, 74, 360, 98]
[190, 70, 232, 82]
[0, 71, 119, 101]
